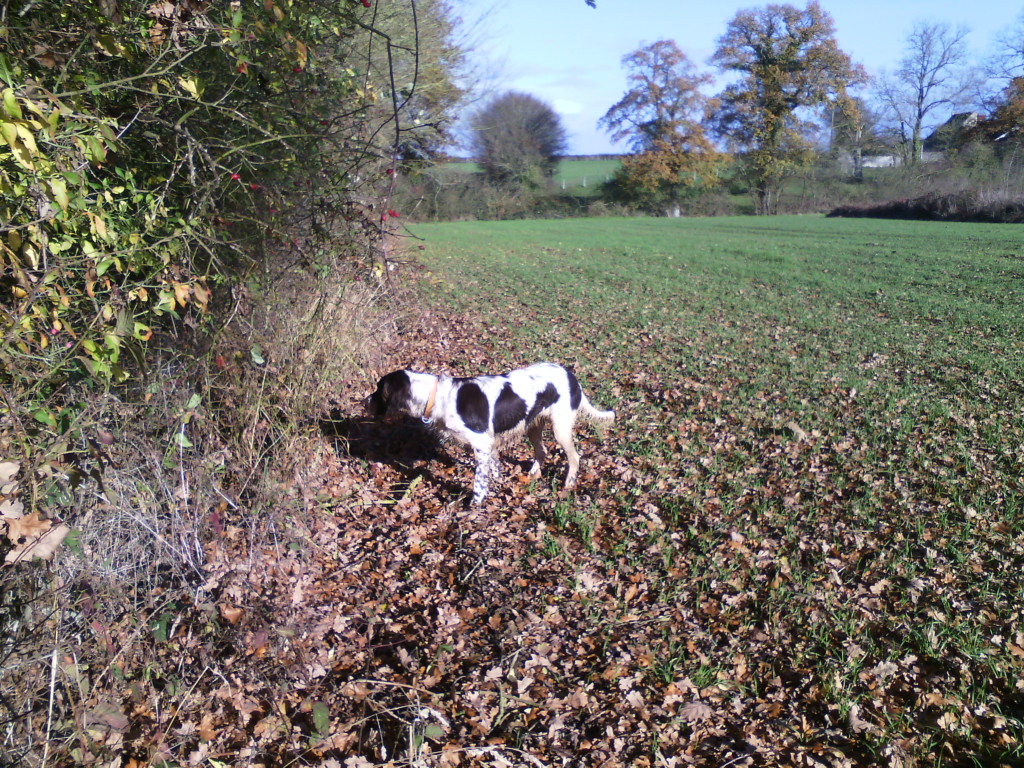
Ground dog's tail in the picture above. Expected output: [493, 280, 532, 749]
[581, 397, 615, 424]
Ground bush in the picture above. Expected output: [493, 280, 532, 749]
[829, 188, 1024, 222]
[0, 0, 455, 762]
[468, 92, 569, 188]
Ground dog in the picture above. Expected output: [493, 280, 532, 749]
[365, 362, 615, 504]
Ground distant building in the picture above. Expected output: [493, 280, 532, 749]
[923, 112, 980, 152]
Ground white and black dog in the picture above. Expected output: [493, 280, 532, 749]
[366, 362, 615, 504]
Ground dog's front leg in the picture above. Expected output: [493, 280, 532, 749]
[471, 448, 497, 505]
[526, 422, 545, 477]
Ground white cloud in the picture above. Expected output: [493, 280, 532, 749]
[553, 99, 584, 115]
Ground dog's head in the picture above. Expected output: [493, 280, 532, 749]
[365, 370, 413, 418]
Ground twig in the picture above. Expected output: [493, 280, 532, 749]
[41, 602, 61, 768]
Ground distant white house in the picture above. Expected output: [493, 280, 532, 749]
[841, 113, 981, 170]
[856, 151, 944, 168]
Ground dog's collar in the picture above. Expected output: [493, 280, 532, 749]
[422, 377, 439, 422]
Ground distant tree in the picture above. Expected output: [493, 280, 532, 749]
[828, 97, 888, 180]
[599, 40, 722, 212]
[468, 91, 568, 187]
[965, 77, 1024, 144]
[600, 40, 714, 153]
[874, 22, 977, 165]
[989, 11, 1024, 79]
[710, 1, 865, 214]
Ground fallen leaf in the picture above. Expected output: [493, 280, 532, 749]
[1, 498, 24, 519]
[4, 513, 70, 562]
[786, 420, 808, 441]
[0, 460, 19, 485]
[678, 700, 714, 723]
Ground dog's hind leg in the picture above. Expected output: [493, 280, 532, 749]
[552, 418, 581, 490]
[526, 422, 545, 478]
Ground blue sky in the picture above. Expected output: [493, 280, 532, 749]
[455, 0, 1023, 155]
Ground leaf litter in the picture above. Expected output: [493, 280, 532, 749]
[18, 219, 1024, 767]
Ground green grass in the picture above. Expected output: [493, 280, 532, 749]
[437, 157, 621, 195]
[409, 214, 1024, 764]
[551, 158, 620, 193]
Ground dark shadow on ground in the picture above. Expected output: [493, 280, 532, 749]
[318, 410, 468, 501]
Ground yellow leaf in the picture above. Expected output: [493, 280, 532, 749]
[14, 123, 38, 154]
[48, 177, 69, 212]
[0, 121, 34, 169]
[1, 88, 21, 120]
[192, 281, 211, 311]
[178, 76, 200, 98]
[173, 281, 191, 307]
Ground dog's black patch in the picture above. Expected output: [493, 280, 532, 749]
[493, 383, 527, 434]
[456, 381, 489, 433]
[566, 369, 582, 410]
[526, 382, 559, 423]
[368, 370, 412, 416]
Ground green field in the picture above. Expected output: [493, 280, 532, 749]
[407, 215, 1024, 764]
[438, 157, 620, 194]
[551, 157, 620, 192]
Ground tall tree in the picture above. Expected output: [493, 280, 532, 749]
[468, 91, 568, 187]
[874, 22, 976, 165]
[600, 40, 714, 153]
[710, 1, 865, 214]
[599, 40, 721, 212]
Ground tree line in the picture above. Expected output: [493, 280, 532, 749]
[461, 1, 1024, 217]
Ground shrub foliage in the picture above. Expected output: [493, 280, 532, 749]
[0, 1, 461, 761]
[0, 0, 457, 517]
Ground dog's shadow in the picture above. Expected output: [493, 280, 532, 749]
[318, 409, 468, 499]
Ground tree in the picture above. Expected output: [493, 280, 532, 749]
[964, 77, 1024, 146]
[828, 97, 888, 181]
[599, 40, 721, 212]
[710, 1, 865, 214]
[989, 11, 1024, 79]
[874, 22, 976, 165]
[600, 40, 713, 153]
[468, 91, 568, 187]
[361, 0, 469, 167]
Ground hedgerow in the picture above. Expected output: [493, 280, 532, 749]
[0, 1, 460, 761]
